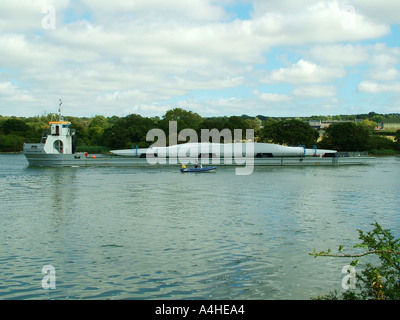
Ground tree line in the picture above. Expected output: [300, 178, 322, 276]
[1, 108, 399, 154]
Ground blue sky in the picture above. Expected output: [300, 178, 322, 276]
[0, 0, 399, 118]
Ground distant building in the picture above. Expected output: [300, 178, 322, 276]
[305, 120, 357, 131]
[382, 116, 400, 130]
[308, 120, 322, 130]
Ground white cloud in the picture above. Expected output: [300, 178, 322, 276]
[250, 0, 389, 43]
[352, 0, 400, 24]
[253, 91, 292, 102]
[293, 85, 337, 98]
[79, 0, 228, 24]
[97, 89, 149, 103]
[361, 43, 400, 82]
[367, 68, 400, 82]
[126, 103, 171, 117]
[0, 81, 34, 102]
[175, 97, 249, 116]
[370, 43, 400, 67]
[0, 0, 398, 117]
[358, 81, 400, 93]
[308, 44, 369, 67]
[266, 59, 346, 84]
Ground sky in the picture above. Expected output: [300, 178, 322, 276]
[0, 0, 400, 118]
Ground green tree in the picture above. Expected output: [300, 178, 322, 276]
[1, 118, 29, 135]
[0, 134, 25, 152]
[261, 119, 319, 147]
[69, 117, 90, 146]
[244, 118, 262, 131]
[224, 116, 250, 140]
[102, 114, 158, 149]
[89, 115, 109, 130]
[320, 122, 370, 151]
[371, 115, 385, 124]
[88, 115, 110, 146]
[25, 121, 49, 143]
[358, 119, 377, 132]
[310, 222, 400, 300]
[202, 116, 229, 131]
[102, 122, 130, 149]
[0, 118, 32, 151]
[367, 135, 397, 154]
[160, 108, 203, 133]
[395, 129, 400, 146]
[124, 114, 158, 146]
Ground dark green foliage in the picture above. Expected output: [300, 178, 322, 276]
[261, 119, 319, 147]
[319, 122, 370, 151]
[396, 130, 400, 147]
[160, 108, 203, 133]
[102, 114, 159, 149]
[0, 134, 26, 152]
[0, 118, 32, 152]
[367, 135, 397, 155]
[1, 118, 29, 135]
[202, 116, 229, 131]
[311, 222, 400, 300]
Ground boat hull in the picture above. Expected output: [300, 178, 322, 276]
[23, 153, 147, 167]
[24, 153, 374, 167]
[180, 166, 217, 172]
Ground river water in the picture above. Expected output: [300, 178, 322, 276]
[0, 154, 399, 300]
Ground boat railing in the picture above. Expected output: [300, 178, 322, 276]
[39, 127, 75, 143]
[40, 129, 51, 143]
[336, 151, 369, 157]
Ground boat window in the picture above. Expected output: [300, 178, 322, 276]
[198, 153, 217, 158]
[140, 153, 158, 158]
[256, 153, 274, 158]
[53, 140, 64, 154]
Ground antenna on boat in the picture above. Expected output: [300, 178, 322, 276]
[58, 99, 63, 121]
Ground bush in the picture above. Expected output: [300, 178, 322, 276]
[310, 222, 400, 300]
[261, 119, 318, 147]
[319, 122, 370, 151]
[368, 135, 396, 150]
[0, 134, 25, 152]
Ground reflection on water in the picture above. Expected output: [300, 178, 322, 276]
[0, 154, 399, 299]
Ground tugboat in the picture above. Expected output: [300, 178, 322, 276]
[23, 101, 107, 166]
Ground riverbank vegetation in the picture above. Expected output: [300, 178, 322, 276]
[1, 109, 399, 154]
[310, 222, 400, 300]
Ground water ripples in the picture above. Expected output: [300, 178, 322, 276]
[1, 154, 399, 299]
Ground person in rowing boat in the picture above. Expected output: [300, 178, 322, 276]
[194, 161, 202, 169]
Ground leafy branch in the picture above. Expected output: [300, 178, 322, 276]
[310, 222, 400, 299]
[309, 248, 400, 259]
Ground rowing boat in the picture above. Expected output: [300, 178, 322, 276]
[180, 166, 217, 173]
